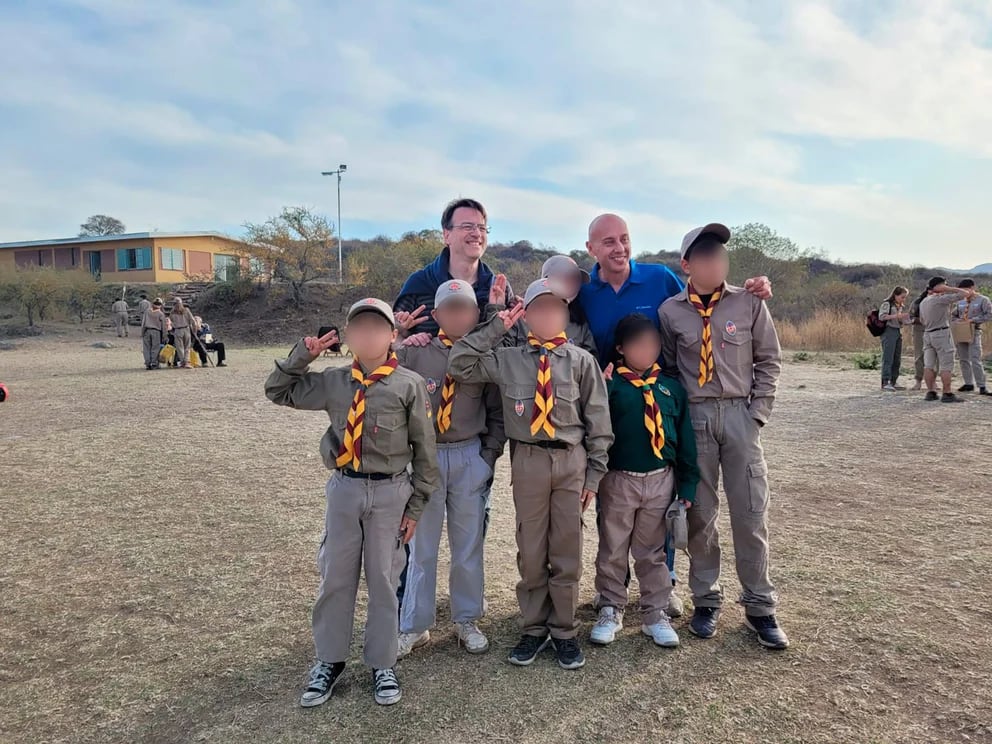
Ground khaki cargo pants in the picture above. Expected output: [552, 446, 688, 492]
[510, 442, 586, 640]
[595, 467, 675, 624]
[142, 329, 161, 367]
[956, 327, 987, 388]
[688, 398, 778, 616]
[113, 311, 128, 337]
[312, 471, 410, 669]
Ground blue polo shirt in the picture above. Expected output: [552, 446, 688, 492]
[578, 259, 685, 367]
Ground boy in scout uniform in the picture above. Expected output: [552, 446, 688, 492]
[111, 297, 129, 337]
[395, 280, 505, 658]
[950, 279, 992, 395]
[140, 298, 167, 370]
[449, 278, 613, 670]
[920, 276, 970, 403]
[591, 313, 699, 649]
[265, 298, 439, 708]
[659, 224, 788, 649]
[168, 298, 197, 368]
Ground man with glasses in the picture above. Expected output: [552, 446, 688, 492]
[394, 198, 516, 346]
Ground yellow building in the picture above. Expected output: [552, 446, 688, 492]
[0, 232, 250, 283]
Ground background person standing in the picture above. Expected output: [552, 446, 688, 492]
[951, 279, 992, 395]
[877, 286, 910, 391]
[111, 297, 129, 337]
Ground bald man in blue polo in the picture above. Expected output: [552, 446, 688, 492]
[578, 213, 773, 617]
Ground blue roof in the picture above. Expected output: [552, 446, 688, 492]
[0, 231, 239, 250]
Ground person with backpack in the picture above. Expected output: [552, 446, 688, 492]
[876, 286, 910, 391]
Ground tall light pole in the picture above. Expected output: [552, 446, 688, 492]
[320, 164, 347, 283]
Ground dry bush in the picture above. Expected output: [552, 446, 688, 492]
[776, 309, 877, 351]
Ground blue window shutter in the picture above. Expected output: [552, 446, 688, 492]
[116, 249, 127, 271]
[140, 248, 152, 270]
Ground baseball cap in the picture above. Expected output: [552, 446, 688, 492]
[680, 223, 731, 259]
[347, 298, 396, 327]
[152, 298, 163, 306]
[434, 280, 478, 309]
[541, 255, 591, 284]
[523, 277, 567, 309]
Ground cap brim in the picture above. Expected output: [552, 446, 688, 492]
[347, 307, 395, 327]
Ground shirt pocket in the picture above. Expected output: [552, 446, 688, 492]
[720, 328, 752, 367]
[504, 384, 535, 421]
[553, 382, 581, 425]
[371, 409, 407, 453]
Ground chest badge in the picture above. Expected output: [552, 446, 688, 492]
[659, 385, 671, 397]
[425, 377, 437, 394]
[514, 400, 525, 417]
[725, 320, 737, 337]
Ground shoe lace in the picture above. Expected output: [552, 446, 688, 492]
[557, 637, 579, 653]
[594, 610, 617, 627]
[308, 663, 333, 687]
[456, 621, 481, 636]
[375, 668, 398, 686]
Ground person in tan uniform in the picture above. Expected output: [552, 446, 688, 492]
[395, 280, 506, 658]
[265, 298, 439, 708]
[140, 298, 167, 370]
[659, 224, 788, 650]
[950, 279, 992, 395]
[168, 298, 198, 368]
[449, 278, 613, 670]
[111, 298, 129, 337]
[919, 276, 970, 403]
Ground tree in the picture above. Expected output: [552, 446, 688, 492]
[79, 215, 126, 237]
[63, 271, 103, 323]
[349, 232, 444, 298]
[242, 207, 338, 305]
[0, 267, 66, 326]
[727, 223, 809, 305]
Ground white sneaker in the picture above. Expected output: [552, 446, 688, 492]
[642, 617, 680, 648]
[454, 621, 489, 654]
[397, 630, 430, 659]
[373, 668, 402, 705]
[589, 606, 623, 645]
[882, 384, 896, 392]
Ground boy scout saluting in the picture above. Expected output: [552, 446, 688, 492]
[659, 224, 788, 649]
[920, 276, 970, 403]
[140, 298, 167, 370]
[449, 278, 613, 670]
[395, 280, 506, 658]
[265, 298, 439, 708]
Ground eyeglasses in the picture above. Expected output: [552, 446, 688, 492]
[451, 222, 491, 234]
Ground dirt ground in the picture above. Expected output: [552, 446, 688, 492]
[1, 332, 991, 744]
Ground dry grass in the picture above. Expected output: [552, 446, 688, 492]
[2, 329, 991, 744]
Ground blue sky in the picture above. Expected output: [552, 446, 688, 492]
[1, 0, 991, 268]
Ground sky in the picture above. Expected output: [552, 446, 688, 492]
[1, 0, 991, 269]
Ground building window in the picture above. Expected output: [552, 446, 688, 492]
[214, 253, 239, 281]
[161, 247, 185, 271]
[116, 247, 152, 271]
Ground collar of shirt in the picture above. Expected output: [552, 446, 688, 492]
[525, 339, 570, 357]
[435, 246, 495, 289]
[589, 259, 648, 293]
[673, 282, 745, 303]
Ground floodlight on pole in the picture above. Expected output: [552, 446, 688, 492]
[320, 164, 347, 283]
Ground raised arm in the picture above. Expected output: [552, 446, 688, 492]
[448, 306, 524, 383]
[264, 333, 336, 411]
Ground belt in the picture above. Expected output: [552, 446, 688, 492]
[619, 466, 669, 478]
[927, 326, 949, 332]
[512, 439, 569, 450]
[340, 469, 401, 481]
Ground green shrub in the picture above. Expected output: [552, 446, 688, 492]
[852, 352, 880, 370]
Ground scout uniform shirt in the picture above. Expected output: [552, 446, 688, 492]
[919, 292, 964, 331]
[264, 341, 440, 521]
[137, 298, 151, 315]
[952, 293, 992, 326]
[141, 307, 167, 334]
[606, 372, 700, 503]
[659, 283, 782, 424]
[447, 314, 614, 493]
[878, 300, 907, 328]
[396, 338, 506, 468]
[111, 299, 128, 314]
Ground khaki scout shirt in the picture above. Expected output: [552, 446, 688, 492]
[141, 308, 167, 334]
[170, 307, 196, 330]
[920, 291, 967, 332]
[264, 342, 440, 521]
[951, 293, 992, 326]
[111, 299, 128, 314]
[659, 283, 782, 425]
[396, 338, 506, 469]
[448, 315, 614, 493]
[137, 299, 151, 315]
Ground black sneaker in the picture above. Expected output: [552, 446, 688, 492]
[941, 393, 965, 403]
[508, 634, 550, 666]
[980, 388, 989, 396]
[299, 661, 345, 708]
[552, 637, 586, 670]
[689, 606, 721, 639]
[958, 384, 975, 392]
[744, 614, 790, 649]
[924, 391, 939, 401]
[372, 667, 402, 705]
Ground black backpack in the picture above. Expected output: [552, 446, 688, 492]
[866, 309, 887, 337]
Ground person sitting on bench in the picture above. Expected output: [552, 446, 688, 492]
[194, 316, 228, 367]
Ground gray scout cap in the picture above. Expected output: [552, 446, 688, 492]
[434, 279, 478, 309]
[523, 277, 567, 309]
[680, 223, 731, 259]
[541, 254, 591, 284]
[347, 298, 396, 328]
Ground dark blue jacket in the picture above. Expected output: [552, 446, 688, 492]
[393, 247, 515, 337]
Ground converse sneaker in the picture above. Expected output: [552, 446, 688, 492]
[299, 661, 345, 708]
[397, 630, 430, 659]
[552, 637, 586, 670]
[454, 621, 489, 654]
[744, 614, 790, 650]
[642, 616, 680, 648]
[508, 634, 550, 666]
[373, 668, 402, 705]
[589, 606, 623, 645]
